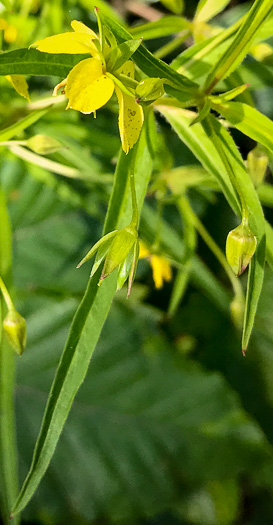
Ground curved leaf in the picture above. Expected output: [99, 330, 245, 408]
[158, 106, 265, 350]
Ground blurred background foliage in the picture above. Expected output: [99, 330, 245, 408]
[1, 0, 273, 524]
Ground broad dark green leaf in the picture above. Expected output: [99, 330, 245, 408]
[14, 293, 272, 523]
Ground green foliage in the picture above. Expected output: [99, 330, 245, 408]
[1, 1, 273, 524]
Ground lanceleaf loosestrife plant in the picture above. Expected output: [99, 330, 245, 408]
[1, 0, 273, 520]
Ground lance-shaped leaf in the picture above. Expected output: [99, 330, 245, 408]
[194, 0, 231, 23]
[11, 110, 153, 517]
[203, 0, 273, 93]
[157, 105, 265, 351]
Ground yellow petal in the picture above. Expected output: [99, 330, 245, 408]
[6, 75, 30, 101]
[151, 255, 172, 289]
[66, 58, 114, 114]
[138, 241, 150, 258]
[71, 20, 97, 38]
[32, 31, 97, 55]
[115, 85, 144, 154]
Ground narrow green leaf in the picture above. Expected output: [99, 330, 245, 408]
[203, 0, 273, 93]
[265, 221, 273, 271]
[160, 0, 184, 15]
[100, 13, 199, 93]
[130, 16, 190, 40]
[11, 119, 153, 516]
[79, 0, 123, 23]
[195, 0, 231, 23]
[157, 106, 240, 214]
[158, 105, 265, 350]
[171, 18, 242, 79]
[0, 109, 48, 143]
[0, 48, 87, 77]
[211, 99, 273, 155]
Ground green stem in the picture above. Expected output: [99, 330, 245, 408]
[184, 198, 244, 302]
[0, 141, 26, 147]
[130, 168, 139, 227]
[0, 276, 14, 312]
[154, 30, 191, 60]
[0, 190, 19, 525]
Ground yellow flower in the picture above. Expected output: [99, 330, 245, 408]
[31, 21, 144, 153]
[139, 241, 172, 289]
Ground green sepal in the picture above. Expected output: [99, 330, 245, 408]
[117, 245, 135, 291]
[90, 237, 116, 278]
[106, 39, 143, 72]
[100, 226, 137, 280]
[136, 78, 166, 105]
[77, 230, 118, 269]
[127, 240, 139, 297]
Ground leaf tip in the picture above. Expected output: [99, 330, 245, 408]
[242, 348, 247, 357]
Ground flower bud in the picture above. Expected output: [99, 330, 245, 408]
[27, 134, 63, 155]
[3, 309, 27, 356]
[247, 145, 268, 187]
[226, 222, 257, 276]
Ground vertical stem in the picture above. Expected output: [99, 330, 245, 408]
[130, 169, 139, 227]
[0, 189, 20, 525]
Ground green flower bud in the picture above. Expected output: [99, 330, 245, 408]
[226, 222, 257, 276]
[3, 309, 27, 356]
[135, 78, 165, 105]
[27, 134, 63, 155]
[247, 145, 268, 187]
